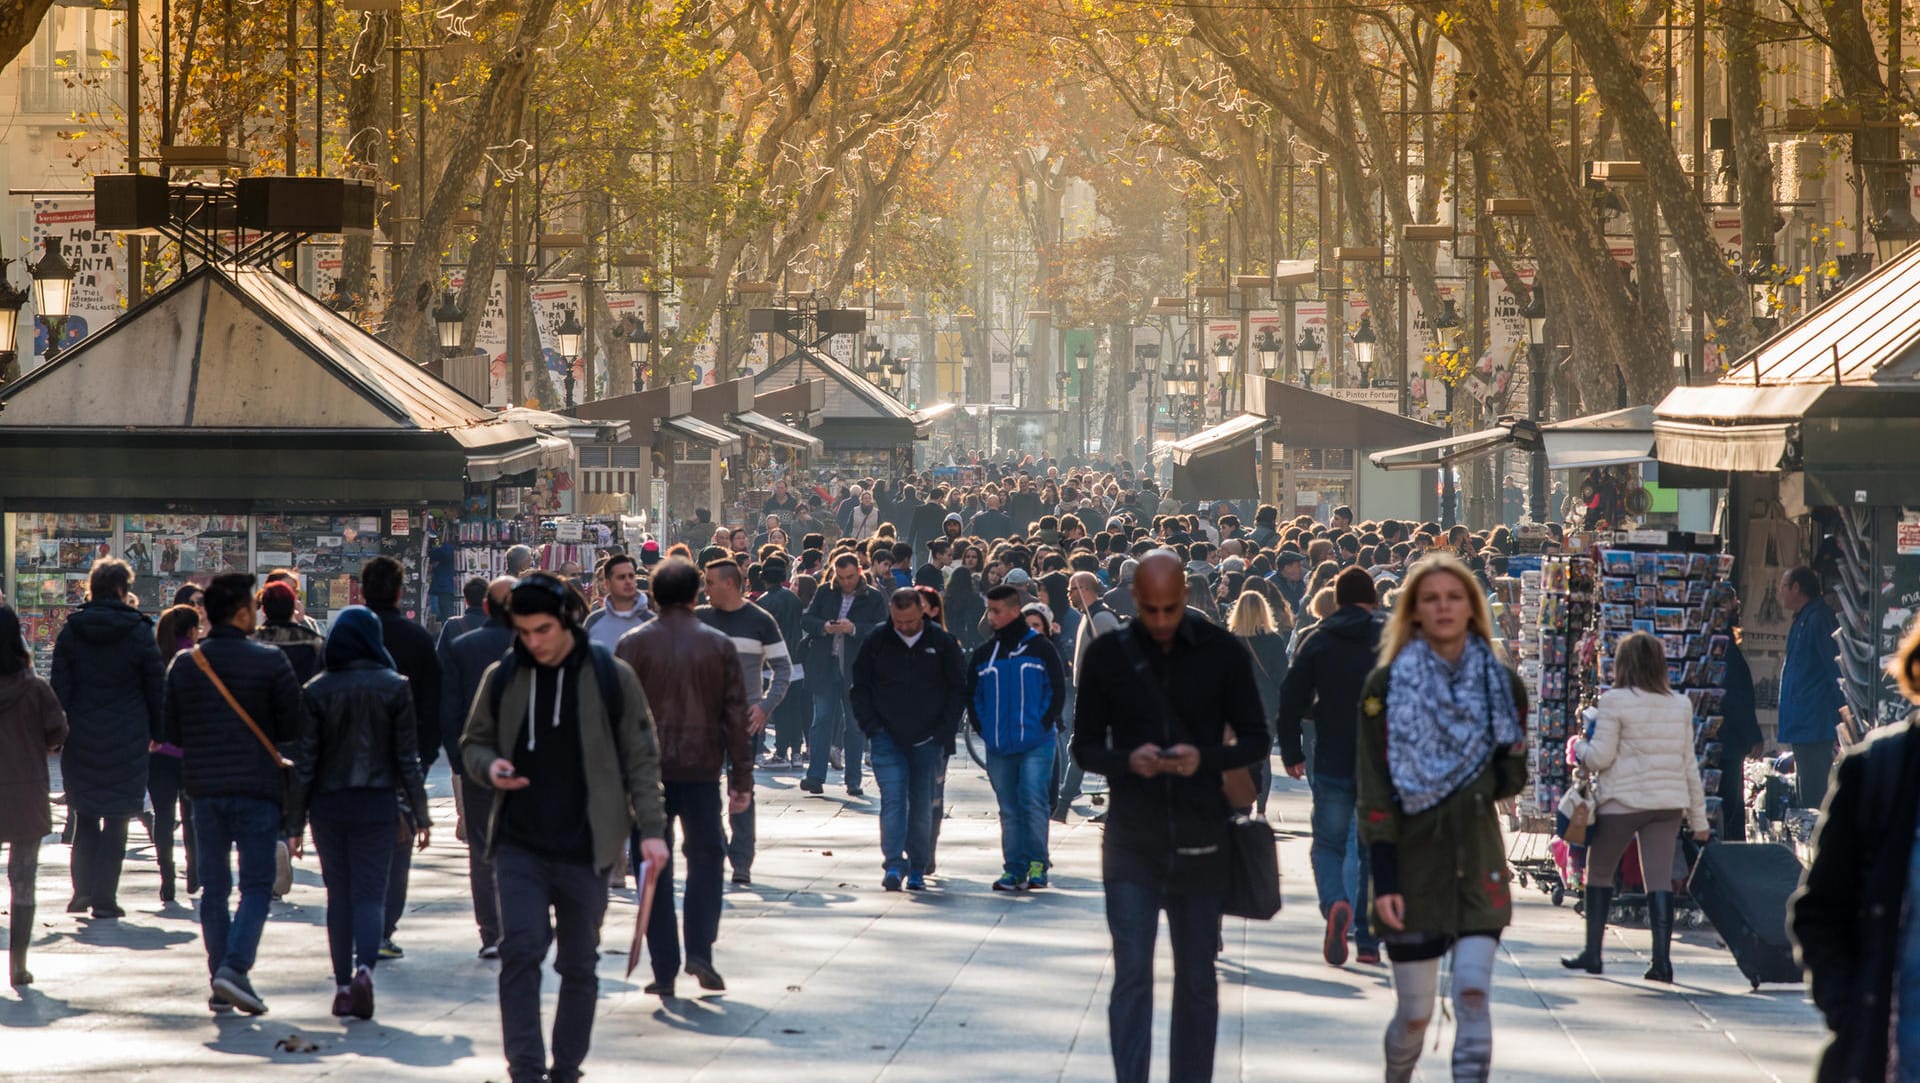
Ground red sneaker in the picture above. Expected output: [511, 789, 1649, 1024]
[1324, 900, 1352, 967]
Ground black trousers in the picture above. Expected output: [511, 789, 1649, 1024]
[459, 773, 501, 947]
[494, 845, 609, 1083]
[69, 810, 129, 907]
[147, 754, 196, 892]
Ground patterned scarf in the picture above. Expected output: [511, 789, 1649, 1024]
[1385, 637, 1522, 815]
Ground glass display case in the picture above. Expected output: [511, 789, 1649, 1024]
[254, 512, 424, 626]
[122, 513, 252, 618]
[10, 512, 119, 676]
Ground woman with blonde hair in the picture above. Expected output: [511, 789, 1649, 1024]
[1229, 591, 1289, 815]
[1562, 632, 1707, 982]
[1356, 554, 1526, 1082]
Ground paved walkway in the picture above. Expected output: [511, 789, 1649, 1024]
[6, 757, 1824, 1080]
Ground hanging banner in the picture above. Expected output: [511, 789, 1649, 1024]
[1488, 264, 1536, 415]
[605, 295, 640, 399]
[29, 198, 124, 371]
[303, 238, 389, 325]
[446, 270, 511, 406]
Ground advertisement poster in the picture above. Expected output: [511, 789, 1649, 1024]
[445, 270, 511, 406]
[29, 198, 124, 371]
[304, 240, 388, 326]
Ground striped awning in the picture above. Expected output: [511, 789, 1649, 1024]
[579, 468, 642, 495]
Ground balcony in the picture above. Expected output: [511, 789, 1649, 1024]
[17, 65, 125, 117]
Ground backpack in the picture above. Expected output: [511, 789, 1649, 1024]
[972, 630, 1054, 756]
[488, 641, 625, 730]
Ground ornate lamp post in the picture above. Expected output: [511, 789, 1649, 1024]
[1295, 326, 1320, 388]
[1520, 283, 1549, 522]
[622, 315, 652, 390]
[0, 257, 27, 384]
[1254, 327, 1281, 376]
[30, 237, 75, 361]
[1351, 315, 1377, 389]
[432, 288, 466, 361]
[556, 306, 584, 407]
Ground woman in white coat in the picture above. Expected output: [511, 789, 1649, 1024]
[1562, 631, 1709, 982]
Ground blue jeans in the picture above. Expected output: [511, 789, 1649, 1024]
[804, 684, 865, 790]
[644, 781, 726, 985]
[310, 790, 397, 985]
[1105, 878, 1222, 1083]
[193, 794, 281, 977]
[1308, 773, 1375, 950]
[869, 731, 945, 875]
[984, 741, 1054, 875]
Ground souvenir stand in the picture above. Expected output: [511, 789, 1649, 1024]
[0, 262, 546, 673]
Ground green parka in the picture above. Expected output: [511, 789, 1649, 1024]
[1355, 662, 1529, 939]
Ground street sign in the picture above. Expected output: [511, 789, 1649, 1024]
[1329, 387, 1400, 412]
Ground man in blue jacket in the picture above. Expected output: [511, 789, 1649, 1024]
[967, 584, 1066, 891]
[1779, 565, 1844, 808]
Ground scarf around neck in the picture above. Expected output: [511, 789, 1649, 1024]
[1384, 636, 1522, 815]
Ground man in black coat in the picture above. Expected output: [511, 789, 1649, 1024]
[1071, 553, 1268, 1083]
[438, 576, 516, 956]
[850, 588, 966, 891]
[968, 491, 1015, 542]
[51, 557, 164, 920]
[1274, 566, 1382, 967]
[1793, 709, 1920, 1083]
[907, 487, 949, 557]
[798, 552, 888, 796]
[162, 572, 303, 1015]
[361, 556, 441, 960]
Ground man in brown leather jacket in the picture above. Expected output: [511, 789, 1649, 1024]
[614, 558, 751, 997]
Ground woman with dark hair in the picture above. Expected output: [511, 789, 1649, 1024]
[289, 606, 431, 1021]
[943, 567, 986, 651]
[915, 585, 945, 627]
[0, 606, 68, 986]
[147, 605, 202, 902]
[51, 557, 164, 920]
[1563, 632, 1707, 982]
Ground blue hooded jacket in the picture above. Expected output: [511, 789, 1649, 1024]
[325, 606, 395, 671]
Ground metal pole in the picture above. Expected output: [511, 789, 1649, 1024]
[1529, 341, 1548, 522]
[508, 180, 525, 405]
[126, 0, 143, 305]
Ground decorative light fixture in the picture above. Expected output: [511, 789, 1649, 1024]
[1254, 327, 1281, 373]
[1212, 334, 1235, 375]
[555, 306, 584, 406]
[30, 237, 75, 359]
[1430, 298, 1461, 346]
[1295, 326, 1321, 387]
[864, 333, 885, 370]
[1074, 343, 1090, 374]
[623, 315, 651, 389]
[0, 257, 27, 381]
[1520, 283, 1548, 346]
[1351, 315, 1377, 387]
[1872, 199, 1920, 266]
[433, 288, 467, 356]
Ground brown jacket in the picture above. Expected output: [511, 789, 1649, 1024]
[615, 607, 753, 792]
[0, 669, 70, 843]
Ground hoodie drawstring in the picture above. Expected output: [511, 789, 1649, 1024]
[526, 668, 564, 751]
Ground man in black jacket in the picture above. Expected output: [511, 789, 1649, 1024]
[851, 588, 966, 892]
[799, 553, 888, 796]
[1072, 552, 1268, 1083]
[1275, 565, 1381, 967]
[162, 573, 303, 1015]
[362, 556, 441, 961]
[968, 491, 1015, 542]
[438, 576, 516, 957]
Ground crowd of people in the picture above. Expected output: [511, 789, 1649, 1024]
[0, 453, 1904, 1081]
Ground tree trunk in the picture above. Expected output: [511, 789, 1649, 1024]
[0, 0, 55, 71]
[338, 11, 391, 312]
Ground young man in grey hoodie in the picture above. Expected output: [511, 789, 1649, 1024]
[584, 553, 653, 651]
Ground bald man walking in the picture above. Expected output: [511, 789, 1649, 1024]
[1072, 552, 1269, 1083]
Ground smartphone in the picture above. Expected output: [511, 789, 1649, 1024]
[495, 764, 517, 779]
[1156, 749, 1181, 759]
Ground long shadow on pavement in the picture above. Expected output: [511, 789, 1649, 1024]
[0, 987, 84, 1026]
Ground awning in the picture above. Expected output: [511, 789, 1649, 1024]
[1167, 413, 1275, 466]
[660, 414, 744, 453]
[729, 410, 823, 453]
[497, 405, 631, 446]
[1653, 419, 1797, 473]
[1247, 378, 1447, 448]
[463, 441, 551, 483]
[535, 433, 574, 470]
[910, 402, 960, 430]
[1369, 422, 1536, 471]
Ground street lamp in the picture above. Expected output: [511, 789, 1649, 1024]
[622, 315, 652, 390]
[556, 305, 584, 407]
[1072, 343, 1091, 456]
[1872, 199, 1920, 266]
[1745, 243, 1778, 337]
[30, 237, 74, 361]
[1254, 327, 1281, 374]
[0, 257, 26, 384]
[1295, 326, 1320, 388]
[432, 288, 467, 358]
[889, 349, 909, 399]
[864, 333, 885, 370]
[1520, 282, 1549, 522]
[1013, 343, 1031, 406]
[1351, 315, 1377, 388]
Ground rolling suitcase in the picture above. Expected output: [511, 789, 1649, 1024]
[1687, 841, 1804, 989]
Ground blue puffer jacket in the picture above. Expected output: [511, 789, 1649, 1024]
[162, 625, 304, 804]
[51, 600, 164, 817]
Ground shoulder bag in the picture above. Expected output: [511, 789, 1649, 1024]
[1117, 631, 1281, 920]
[192, 647, 296, 831]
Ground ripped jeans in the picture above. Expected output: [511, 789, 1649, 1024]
[1385, 933, 1498, 1083]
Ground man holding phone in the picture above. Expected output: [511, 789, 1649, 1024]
[799, 553, 886, 796]
[462, 574, 667, 1083]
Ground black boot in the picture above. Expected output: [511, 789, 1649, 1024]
[9, 905, 33, 987]
[1644, 891, 1675, 983]
[1562, 885, 1612, 974]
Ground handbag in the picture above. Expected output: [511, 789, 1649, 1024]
[1117, 631, 1281, 920]
[1559, 773, 1596, 846]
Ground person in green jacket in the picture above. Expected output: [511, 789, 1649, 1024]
[1356, 554, 1528, 1083]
